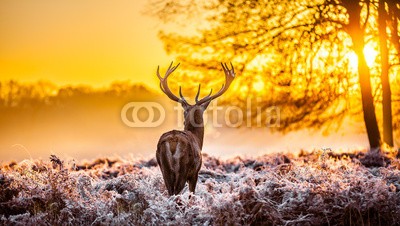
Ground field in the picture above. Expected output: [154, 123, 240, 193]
[1, 150, 399, 225]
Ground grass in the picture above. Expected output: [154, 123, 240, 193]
[0, 149, 399, 225]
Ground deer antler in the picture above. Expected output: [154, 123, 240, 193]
[195, 62, 235, 105]
[157, 62, 235, 106]
[157, 62, 189, 105]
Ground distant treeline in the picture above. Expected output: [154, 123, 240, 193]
[0, 80, 159, 108]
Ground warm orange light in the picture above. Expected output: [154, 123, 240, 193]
[347, 52, 358, 69]
[253, 79, 265, 92]
[0, 1, 169, 89]
[347, 44, 379, 69]
[363, 45, 379, 67]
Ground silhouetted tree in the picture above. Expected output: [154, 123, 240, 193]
[378, 0, 400, 147]
[149, 0, 400, 150]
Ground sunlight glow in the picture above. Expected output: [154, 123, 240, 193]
[347, 44, 379, 69]
[363, 44, 378, 67]
[348, 52, 358, 69]
[253, 79, 265, 92]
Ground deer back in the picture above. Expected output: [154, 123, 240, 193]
[156, 130, 202, 195]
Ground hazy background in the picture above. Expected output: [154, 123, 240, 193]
[0, 0, 369, 162]
[0, 81, 368, 162]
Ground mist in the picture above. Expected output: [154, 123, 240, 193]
[0, 81, 368, 162]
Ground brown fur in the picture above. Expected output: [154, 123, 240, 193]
[156, 130, 202, 195]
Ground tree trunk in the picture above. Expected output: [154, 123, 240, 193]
[378, 0, 394, 147]
[355, 48, 382, 149]
[344, 0, 381, 150]
[387, 1, 400, 59]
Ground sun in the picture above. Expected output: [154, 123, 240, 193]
[347, 44, 379, 69]
[363, 44, 379, 67]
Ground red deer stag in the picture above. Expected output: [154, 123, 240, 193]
[156, 62, 235, 196]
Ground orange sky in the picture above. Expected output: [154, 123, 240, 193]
[0, 0, 170, 88]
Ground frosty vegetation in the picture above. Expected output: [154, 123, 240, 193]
[1, 150, 399, 225]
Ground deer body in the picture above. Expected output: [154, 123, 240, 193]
[156, 62, 234, 196]
[157, 130, 202, 195]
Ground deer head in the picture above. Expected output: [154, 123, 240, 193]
[157, 62, 235, 144]
[156, 62, 235, 196]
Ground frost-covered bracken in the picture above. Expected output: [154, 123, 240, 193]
[0, 150, 399, 225]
